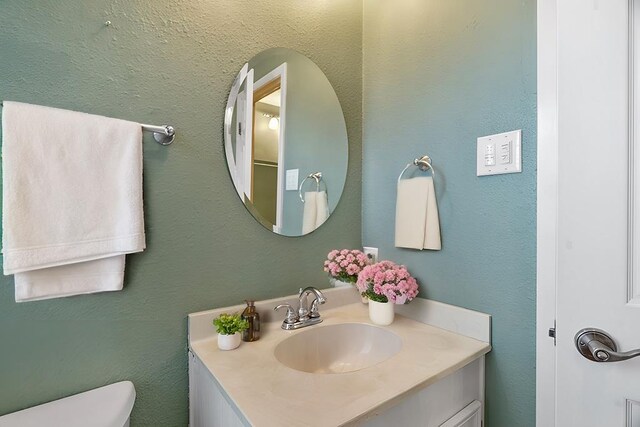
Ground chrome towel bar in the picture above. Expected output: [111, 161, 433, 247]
[0, 102, 175, 146]
[139, 123, 175, 146]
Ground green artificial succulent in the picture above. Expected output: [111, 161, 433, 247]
[213, 313, 250, 335]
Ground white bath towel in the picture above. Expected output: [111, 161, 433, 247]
[301, 191, 329, 234]
[395, 177, 441, 250]
[315, 191, 329, 228]
[2, 101, 145, 301]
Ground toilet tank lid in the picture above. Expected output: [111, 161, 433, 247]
[0, 381, 136, 427]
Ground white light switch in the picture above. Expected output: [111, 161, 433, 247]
[499, 140, 512, 164]
[286, 169, 299, 190]
[484, 144, 496, 166]
[477, 130, 521, 176]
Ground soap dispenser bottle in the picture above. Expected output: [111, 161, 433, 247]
[241, 300, 260, 342]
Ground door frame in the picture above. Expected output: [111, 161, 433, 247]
[536, 1, 559, 426]
[252, 63, 288, 233]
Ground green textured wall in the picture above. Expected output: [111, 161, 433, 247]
[0, 1, 362, 425]
[363, 1, 536, 426]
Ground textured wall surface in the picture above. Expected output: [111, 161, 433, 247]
[0, 1, 362, 425]
[363, 1, 536, 426]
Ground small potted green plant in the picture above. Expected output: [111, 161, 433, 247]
[213, 313, 249, 351]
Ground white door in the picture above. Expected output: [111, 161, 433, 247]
[539, 1, 640, 425]
[236, 69, 254, 201]
[224, 65, 254, 200]
[234, 87, 247, 198]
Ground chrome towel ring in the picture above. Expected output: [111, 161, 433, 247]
[299, 172, 325, 203]
[397, 155, 436, 183]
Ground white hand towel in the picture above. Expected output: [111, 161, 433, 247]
[2, 101, 145, 301]
[302, 191, 318, 234]
[315, 191, 329, 229]
[395, 177, 442, 250]
[422, 177, 442, 250]
[302, 191, 329, 234]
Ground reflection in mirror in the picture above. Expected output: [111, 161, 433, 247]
[252, 76, 282, 227]
[224, 48, 348, 236]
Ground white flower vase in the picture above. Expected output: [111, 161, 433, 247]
[330, 278, 352, 288]
[368, 300, 394, 325]
[217, 332, 241, 351]
[330, 278, 367, 302]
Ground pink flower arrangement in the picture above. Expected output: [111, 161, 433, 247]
[356, 260, 419, 304]
[323, 249, 370, 283]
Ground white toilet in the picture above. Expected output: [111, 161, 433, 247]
[0, 381, 136, 427]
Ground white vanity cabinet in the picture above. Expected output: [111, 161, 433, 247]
[189, 350, 485, 427]
[358, 358, 484, 427]
[188, 351, 247, 427]
[188, 288, 491, 427]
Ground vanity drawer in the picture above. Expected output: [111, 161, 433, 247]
[439, 400, 482, 427]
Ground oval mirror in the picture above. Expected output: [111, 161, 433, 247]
[224, 48, 348, 236]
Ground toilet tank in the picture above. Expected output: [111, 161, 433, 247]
[0, 381, 136, 427]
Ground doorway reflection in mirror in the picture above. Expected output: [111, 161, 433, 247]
[223, 48, 348, 237]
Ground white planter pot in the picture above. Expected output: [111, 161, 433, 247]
[330, 278, 353, 288]
[329, 278, 367, 303]
[368, 300, 394, 325]
[217, 332, 241, 351]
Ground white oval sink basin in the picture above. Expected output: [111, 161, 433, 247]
[274, 323, 402, 374]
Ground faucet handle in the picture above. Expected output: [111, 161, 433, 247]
[307, 288, 326, 318]
[309, 298, 325, 318]
[274, 304, 298, 324]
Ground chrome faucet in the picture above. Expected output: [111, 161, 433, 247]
[274, 287, 326, 330]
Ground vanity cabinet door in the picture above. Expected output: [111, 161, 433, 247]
[189, 351, 246, 427]
[439, 400, 482, 427]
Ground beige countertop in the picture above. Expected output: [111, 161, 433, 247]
[189, 302, 491, 427]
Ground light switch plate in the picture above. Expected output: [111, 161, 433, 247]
[477, 130, 522, 176]
[286, 169, 299, 190]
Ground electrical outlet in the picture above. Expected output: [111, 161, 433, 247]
[363, 247, 378, 263]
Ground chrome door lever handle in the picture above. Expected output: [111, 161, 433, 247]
[575, 328, 640, 362]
